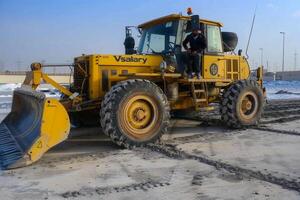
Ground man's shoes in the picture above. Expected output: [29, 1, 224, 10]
[197, 73, 202, 79]
[188, 73, 194, 79]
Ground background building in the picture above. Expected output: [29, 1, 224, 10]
[276, 71, 300, 81]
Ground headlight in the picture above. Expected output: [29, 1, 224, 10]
[160, 61, 167, 71]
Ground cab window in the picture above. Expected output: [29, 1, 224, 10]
[138, 21, 179, 54]
[206, 25, 223, 53]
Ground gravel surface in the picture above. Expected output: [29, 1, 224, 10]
[1, 100, 300, 199]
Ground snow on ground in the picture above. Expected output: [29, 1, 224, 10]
[0, 83, 21, 91]
[0, 83, 61, 98]
[264, 81, 300, 100]
[0, 83, 61, 112]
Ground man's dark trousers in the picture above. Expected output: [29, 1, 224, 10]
[187, 53, 202, 74]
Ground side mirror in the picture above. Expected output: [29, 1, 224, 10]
[124, 26, 136, 55]
[124, 36, 136, 55]
[238, 49, 242, 56]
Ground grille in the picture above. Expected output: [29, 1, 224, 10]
[226, 59, 239, 80]
[73, 61, 89, 98]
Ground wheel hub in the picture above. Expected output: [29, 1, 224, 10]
[239, 91, 259, 120]
[242, 99, 253, 111]
[245, 101, 252, 110]
[119, 94, 159, 140]
[135, 109, 146, 121]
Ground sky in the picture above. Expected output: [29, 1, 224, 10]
[0, 0, 300, 72]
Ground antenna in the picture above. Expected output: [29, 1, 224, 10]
[245, 6, 257, 59]
[295, 50, 298, 71]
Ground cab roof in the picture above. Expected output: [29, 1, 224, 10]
[138, 14, 223, 29]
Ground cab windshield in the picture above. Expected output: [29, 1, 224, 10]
[138, 21, 179, 54]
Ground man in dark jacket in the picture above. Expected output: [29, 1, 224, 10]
[183, 28, 207, 79]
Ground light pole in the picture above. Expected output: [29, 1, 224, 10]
[295, 50, 298, 71]
[0, 60, 3, 72]
[259, 48, 264, 67]
[280, 32, 285, 72]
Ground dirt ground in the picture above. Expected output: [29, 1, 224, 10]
[1, 100, 300, 200]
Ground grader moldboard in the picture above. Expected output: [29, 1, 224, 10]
[0, 12, 265, 169]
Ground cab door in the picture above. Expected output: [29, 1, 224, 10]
[203, 25, 226, 79]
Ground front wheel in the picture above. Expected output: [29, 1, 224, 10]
[100, 79, 170, 147]
[220, 80, 265, 128]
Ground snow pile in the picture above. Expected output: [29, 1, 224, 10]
[0, 83, 61, 98]
[264, 81, 300, 100]
[0, 83, 21, 91]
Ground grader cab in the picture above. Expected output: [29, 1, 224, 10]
[0, 12, 265, 169]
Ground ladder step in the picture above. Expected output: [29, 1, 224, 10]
[195, 99, 207, 103]
[179, 91, 191, 97]
[194, 89, 205, 93]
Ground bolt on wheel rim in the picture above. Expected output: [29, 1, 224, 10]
[119, 94, 160, 140]
[239, 91, 259, 120]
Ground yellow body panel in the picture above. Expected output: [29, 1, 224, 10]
[75, 54, 163, 99]
[203, 54, 250, 80]
[203, 55, 226, 79]
[27, 98, 70, 164]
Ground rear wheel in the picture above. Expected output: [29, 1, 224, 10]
[220, 80, 264, 128]
[100, 79, 170, 147]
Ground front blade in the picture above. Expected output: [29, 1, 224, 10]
[0, 86, 71, 170]
[0, 123, 24, 169]
[0, 87, 45, 169]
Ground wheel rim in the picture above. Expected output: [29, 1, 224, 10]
[239, 91, 259, 120]
[118, 94, 160, 140]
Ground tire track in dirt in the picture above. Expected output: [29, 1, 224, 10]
[145, 143, 300, 193]
[263, 109, 300, 118]
[262, 115, 300, 124]
[252, 126, 300, 136]
[61, 181, 171, 198]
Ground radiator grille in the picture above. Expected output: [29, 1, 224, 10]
[73, 61, 89, 98]
[226, 59, 239, 80]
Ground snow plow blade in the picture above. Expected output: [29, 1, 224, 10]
[0, 87, 70, 169]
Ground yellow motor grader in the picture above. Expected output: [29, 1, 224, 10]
[0, 11, 265, 169]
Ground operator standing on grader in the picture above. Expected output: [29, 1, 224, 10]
[183, 27, 207, 79]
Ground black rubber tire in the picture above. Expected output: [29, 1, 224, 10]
[220, 80, 264, 128]
[100, 79, 170, 148]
